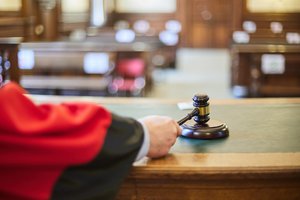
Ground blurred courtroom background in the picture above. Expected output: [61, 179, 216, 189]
[0, 0, 299, 99]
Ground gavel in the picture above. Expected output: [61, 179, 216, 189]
[177, 94, 229, 140]
[177, 94, 210, 125]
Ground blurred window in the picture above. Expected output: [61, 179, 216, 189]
[247, 0, 300, 13]
[0, 0, 21, 11]
[115, 0, 176, 13]
[61, 0, 89, 12]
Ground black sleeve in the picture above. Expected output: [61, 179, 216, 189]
[51, 113, 144, 200]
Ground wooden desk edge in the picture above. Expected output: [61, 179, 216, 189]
[130, 152, 300, 179]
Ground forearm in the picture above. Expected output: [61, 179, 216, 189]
[51, 113, 144, 200]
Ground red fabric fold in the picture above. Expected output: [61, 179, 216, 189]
[0, 83, 112, 199]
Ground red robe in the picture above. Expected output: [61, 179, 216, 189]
[0, 83, 112, 199]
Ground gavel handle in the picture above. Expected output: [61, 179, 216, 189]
[177, 115, 192, 125]
[177, 108, 199, 125]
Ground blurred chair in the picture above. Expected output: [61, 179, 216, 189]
[108, 58, 146, 97]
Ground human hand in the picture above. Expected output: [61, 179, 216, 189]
[139, 115, 182, 158]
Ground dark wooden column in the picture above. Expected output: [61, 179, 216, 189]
[176, 0, 190, 47]
[38, 0, 59, 41]
[22, 0, 39, 41]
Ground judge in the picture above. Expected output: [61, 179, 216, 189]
[0, 82, 181, 200]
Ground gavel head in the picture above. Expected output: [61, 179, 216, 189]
[192, 94, 210, 124]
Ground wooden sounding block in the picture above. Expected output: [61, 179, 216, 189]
[178, 94, 229, 139]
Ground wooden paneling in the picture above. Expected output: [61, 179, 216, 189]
[181, 0, 234, 48]
[231, 44, 300, 97]
[232, 0, 300, 43]
[229, 1, 300, 97]
[0, 17, 25, 37]
[0, 2, 25, 38]
[1, 0, 300, 48]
